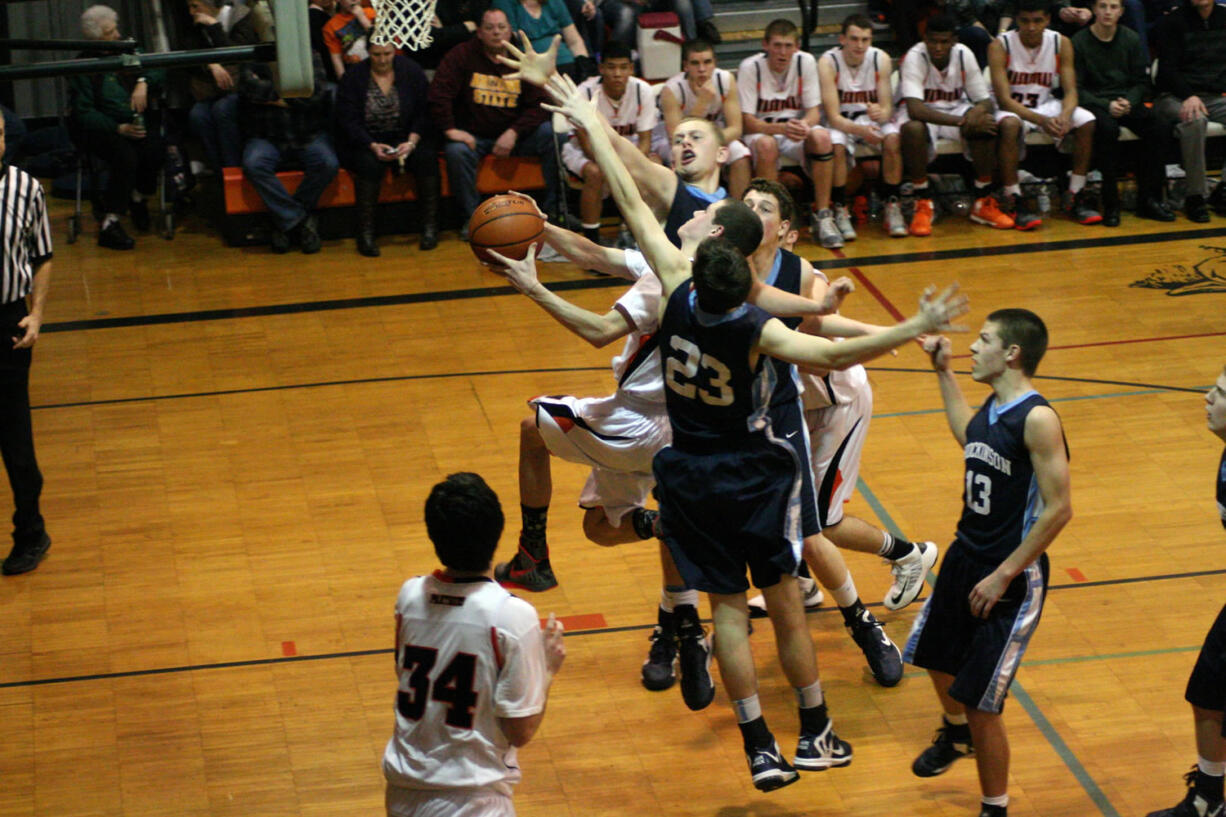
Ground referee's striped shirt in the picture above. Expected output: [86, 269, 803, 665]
[0, 163, 53, 305]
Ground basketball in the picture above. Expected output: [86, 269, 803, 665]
[468, 194, 546, 265]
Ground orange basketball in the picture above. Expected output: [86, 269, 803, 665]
[468, 194, 546, 265]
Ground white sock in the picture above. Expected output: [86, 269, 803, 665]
[1200, 757, 1226, 777]
[733, 694, 762, 723]
[913, 181, 930, 193]
[581, 222, 601, 230]
[794, 680, 823, 709]
[661, 587, 698, 613]
[877, 530, 895, 557]
[830, 574, 858, 608]
[101, 213, 119, 229]
[1004, 184, 1022, 197]
[945, 712, 969, 726]
[982, 794, 1009, 808]
[1069, 174, 1086, 194]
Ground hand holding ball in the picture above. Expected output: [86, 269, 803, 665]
[468, 194, 546, 266]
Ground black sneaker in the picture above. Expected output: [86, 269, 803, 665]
[1066, 189, 1103, 225]
[1186, 194, 1212, 223]
[746, 739, 800, 792]
[846, 608, 903, 687]
[794, 720, 853, 771]
[675, 604, 715, 710]
[641, 607, 677, 691]
[299, 214, 322, 254]
[269, 225, 291, 254]
[98, 220, 135, 250]
[129, 199, 151, 232]
[1009, 193, 1042, 231]
[1146, 768, 1226, 817]
[1137, 196, 1176, 222]
[912, 720, 974, 777]
[2, 532, 51, 576]
[493, 546, 558, 592]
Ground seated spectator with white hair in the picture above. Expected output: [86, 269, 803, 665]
[67, 4, 166, 251]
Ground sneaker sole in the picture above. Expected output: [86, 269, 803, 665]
[641, 667, 677, 691]
[911, 749, 972, 777]
[752, 769, 800, 792]
[794, 754, 853, 771]
[1014, 219, 1042, 231]
[969, 214, 1014, 229]
[496, 576, 558, 592]
[1076, 216, 1103, 225]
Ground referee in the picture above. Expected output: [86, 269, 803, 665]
[0, 115, 51, 576]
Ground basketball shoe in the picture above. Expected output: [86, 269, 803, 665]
[912, 718, 974, 777]
[884, 541, 938, 610]
[746, 576, 824, 619]
[494, 545, 558, 592]
[1146, 768, 1226, 817]
[794, 720, 854, 771]
[909, 198, 935, 236]
[970, 196, 1015, 229]
[884, 197, 908, 237]
[1008, 193, 1042, 231]
[1065, 188, 1103, 225]
[675, 604, 715, 710]
[833, 203, 857, 241]
[746, 739, 800, 792]
[846, 607, 903, 687]
[641, 607, 678, 691]
[811, 209, 844, 249]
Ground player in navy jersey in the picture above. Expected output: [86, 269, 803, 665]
[539, 70, 969, 792]
[905, 310, 1072, 817]
[1145, 364, 1226, 817]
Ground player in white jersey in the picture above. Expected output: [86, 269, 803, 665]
[383, 472, 565, 817]
[988, 0, 1100, 230]
[898, 15, 1016, 236]
[560, 43, 658, 245]
[819, 15, 906, 239]
[737, 18, 844, 250]
[655, 38, 752, 199]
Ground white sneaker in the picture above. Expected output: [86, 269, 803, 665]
[747, 576, 823, 617]
[536, 243, 566, 263]
[883, 541, 938, 611]
[811, 209, 844, 249]
[833, 204, 857, 240]
[884, 197, 907, 237]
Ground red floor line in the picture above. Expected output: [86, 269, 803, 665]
[824, 248, 906, 321]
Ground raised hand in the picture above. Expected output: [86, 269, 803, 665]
[497, 31, 560, 87]
[541, 72, 598, 132]
[916, 283, 969, 333]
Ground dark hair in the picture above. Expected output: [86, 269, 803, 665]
[764, 18, 799, 40]
[602, 41, 633, 63]
[745, 178, 797, 227]
[693, 237, 753, 313]
[481, 7, 509, 26]
[841, 13, 874, 33]
[1016, 0, 1052, 15]
[712, 199, 765, 256]
[424, 472, 505, 572]
[925, 13, 957, 35]
[987, 308, 1048, 376]
[681, 38, 715, 62]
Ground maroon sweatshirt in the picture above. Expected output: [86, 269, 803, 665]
[427, 38, 549, 138]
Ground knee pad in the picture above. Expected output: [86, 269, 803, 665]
[808, 152, 834, 163]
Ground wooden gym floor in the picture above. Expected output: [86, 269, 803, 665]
[0, 191, 1223, 817]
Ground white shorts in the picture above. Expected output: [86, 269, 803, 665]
[897, 101, 975, 162]
[386, 786, 514, 817]
[994, 98, 1095, 158]
[742, 130, 818, 173]
[828, 112, 901, 167]
[803, 376, 872, 528]
[652, 126, 751, 168]
[561, 139, 599, 182]
[531, 393, 670, 527]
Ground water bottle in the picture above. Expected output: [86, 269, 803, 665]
[1035, 183, 1051, 214]
[131, 112, 145, 131]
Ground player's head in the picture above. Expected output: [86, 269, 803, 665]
[743, 178, 797, 249]
[923, 14, 958, 65]
[678, 198, 764, 254]
[1092, 0, 1124, 26]
[693, 237, 754, 313]
[424, 472, 505, 573]
[763, 18, 799, 72]
[971, 308, 1048, 381]
[477, 8, 512, 54]
[681, 39, 717, 84]
[1015, 0, 1052, 45]
[673, 117, 728, 182]
[599, 41, 635, 97]
[1207, 364, 1226, 442]
[839, 14, 874, 61]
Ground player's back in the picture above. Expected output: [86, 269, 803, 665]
[382, 572, 545, 797]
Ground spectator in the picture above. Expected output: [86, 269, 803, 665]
[428, 9, 559, 235]
[601, 0, 722, 47]
[336, 43, 440, 255]
[67, 5, 166, 251]
[183, 0, 260, 172]
[238, 54, 339, 253]
[998, 0, 1150, 54]
[564, 0, 605, 57]
[1154, 0, 1226, 222]
[1073, 0, 1174, 225]
[490, 0, 595, 79]
[308, 0, 338, 83]
[402, 0, 489, 70]
[935, 0, 997, 66]
[324, 0, 377, 80]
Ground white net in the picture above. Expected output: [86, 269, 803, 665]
[369, 0, 440, 50]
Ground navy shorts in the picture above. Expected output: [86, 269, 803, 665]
[902, 540, 1049, 713]
[769, 397, 821, 538]
[1185, 603, 1226, 731]
[652, 434, 804, 595]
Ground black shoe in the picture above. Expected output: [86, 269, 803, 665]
[420, 223, 439, 251]
[746, 739, 800, 792]
[696, 18, 722, 44]
[494, 545, 558, 592]
[1209, 184, 1226, 215]
[129, 199, 150, 232]
[1186, 194, 1211, 223]
[912, 719, 974, 777]
[1009, 193, 1042, 231]
[1138, 196, 1177, 222]
[357, 232, 380, 257]
[3, 532, 51, 576]
[846, 608, 903, 687]
[674, 604, 715, 710]
[641, 607, 678, 691]
[299, 214, 321, 254]
[1146, 768, 1226, 817]
[1102, 206, 1121, 227]
[269, 226, 291, 254]
[1065, 188, 1103, 225]
[98, 220, 135, 250]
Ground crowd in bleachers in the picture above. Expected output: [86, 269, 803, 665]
[35, 0, 1226, 253]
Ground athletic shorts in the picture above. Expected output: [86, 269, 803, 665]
[652, 125, 751, 167]
[828, 112, 901, 167]
[896, 102, 976, 162]
[532, 393, 669, 527]
[771, 396, 822, 538]
[903, 540, 1049, 713]
[994, 99, 1095, 158]
[804, 378, 872, 528]
[742, 130, 821, 175]
[386, 786, 515, 817]
[1185, 603, 1226, 725]
[653, 433, 804, 595]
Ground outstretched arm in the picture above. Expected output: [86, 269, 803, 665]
[922, 334, 973, 446]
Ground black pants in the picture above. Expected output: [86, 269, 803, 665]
[1086, 103, 1167, 208]
[0, 300, 43, 548]
[341, 133, 438, 189]
[87, 128, 164, 216]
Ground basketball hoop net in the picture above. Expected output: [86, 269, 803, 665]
[369, 0, 440, 50]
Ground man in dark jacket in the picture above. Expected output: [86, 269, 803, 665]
[428, 8, 558, 234]
[1154, 0, 1226, 221]
[184, 0, 262, 171]
[238, 54, 339, 253]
